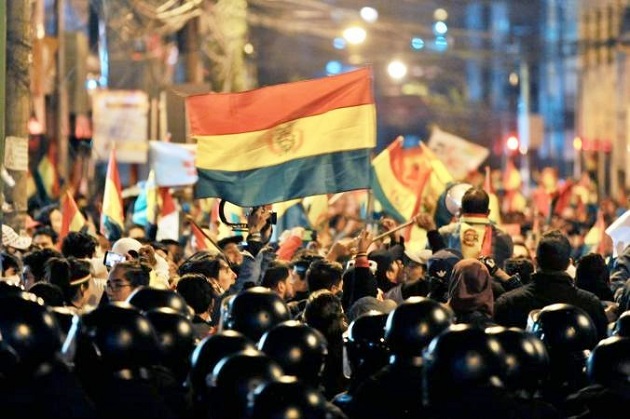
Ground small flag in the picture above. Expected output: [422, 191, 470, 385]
[371, 136, 433, 223]
[156, 188, 180, 241]
[187, 67, 376, 206]
[132, 170, 158, 227]
[59, 190, 86, 243]
[100, 148, 125, 241]
[35, 147, 60, 201]
[189, 219, 210, 251]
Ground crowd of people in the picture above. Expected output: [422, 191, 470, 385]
[1, 182, 630, 418]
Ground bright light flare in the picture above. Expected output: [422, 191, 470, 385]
[360, 7, 379, 23]
[343, 26, 367, 45]
[387, 60, 408, 80]
[506, 136, 519, 151]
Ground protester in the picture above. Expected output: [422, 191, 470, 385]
[495, 230, 609, 339]
[438, 187, 514, 267]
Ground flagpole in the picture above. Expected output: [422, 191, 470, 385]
[371, 217, 416, 243]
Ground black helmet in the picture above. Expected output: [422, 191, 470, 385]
[211, 349, 284, 419]
[223, 287, 291, 342]
[249, 376, 327, 419]
[423, 324, 507, 404]
[126, 286, 191, 318]
[611, 311, 630, 337]
[189, 330, 256, 396]
[51, 306, 78, 342]
[0, 294, 63, 372]
[384, 297, 454, 360]
[145, 308, 195, 381]
[346, 311, 390, 377]
[0, 340, 20, 380]
[485, 326, 550, 393]
[71, 302, 160, 375]
[527, 303, 598, 353]
[586, 336, 630, 390]
[258, 320, 327, 385]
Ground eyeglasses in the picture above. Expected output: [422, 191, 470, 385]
[106, 280, 133, 291]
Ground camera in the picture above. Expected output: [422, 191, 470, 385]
[104, 251, 126, 268]
[252, 206, 277, 225]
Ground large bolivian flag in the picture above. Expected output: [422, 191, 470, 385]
[186, 67, 376, 206]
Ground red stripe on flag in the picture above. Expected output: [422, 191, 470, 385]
[186, 67, 374, 135]
[159, 188, 176, 216]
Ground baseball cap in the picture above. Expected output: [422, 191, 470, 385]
[427, 248, 462, 281]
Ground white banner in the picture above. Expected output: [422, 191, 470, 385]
[92, 90, 149, 163]
[606, 209, 630, 257]
[427, 126, 489, 180]
[149, 141, 198, 187]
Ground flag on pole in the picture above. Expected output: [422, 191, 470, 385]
[35, 147, 60, 202]
[371, 136, 432, 223]
[371, 137, 454, 223]
[187, 67, 376, 206]
[156, 187, 180, 241]
[100, 148, 125, 241]
[132, 170, 158, 227]
[59, 191, 86, 243]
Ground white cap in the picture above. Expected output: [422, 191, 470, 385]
[111, 237, 143, 256]
[404, 249, 432, 266]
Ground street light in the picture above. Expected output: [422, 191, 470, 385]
[360, 7, 378, 23]
[387, 60, 407, 80]
[506, 135, 519, 152]
[343, 26, 367, 45]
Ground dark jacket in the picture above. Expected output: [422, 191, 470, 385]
[494, 271, 609, 339]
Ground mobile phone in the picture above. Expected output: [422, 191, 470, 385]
[104, 251, 126, 268]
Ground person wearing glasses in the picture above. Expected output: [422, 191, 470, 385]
[105, 259, 152, 302]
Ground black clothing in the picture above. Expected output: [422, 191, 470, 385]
[494, 271, 609, 339]
[342, 266, 377, 311]
[427, 386, 561, 419]
[564, 384, 630, 419]
[349, 363, 426, 419]
[1, 361, 97, 419]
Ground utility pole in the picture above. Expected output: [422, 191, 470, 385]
[0, 0, 6, 231]
[56, 0, 69, 183]
[4, 1, 33, 231]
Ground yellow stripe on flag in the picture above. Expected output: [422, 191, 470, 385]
[195, 104, 375, 171]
